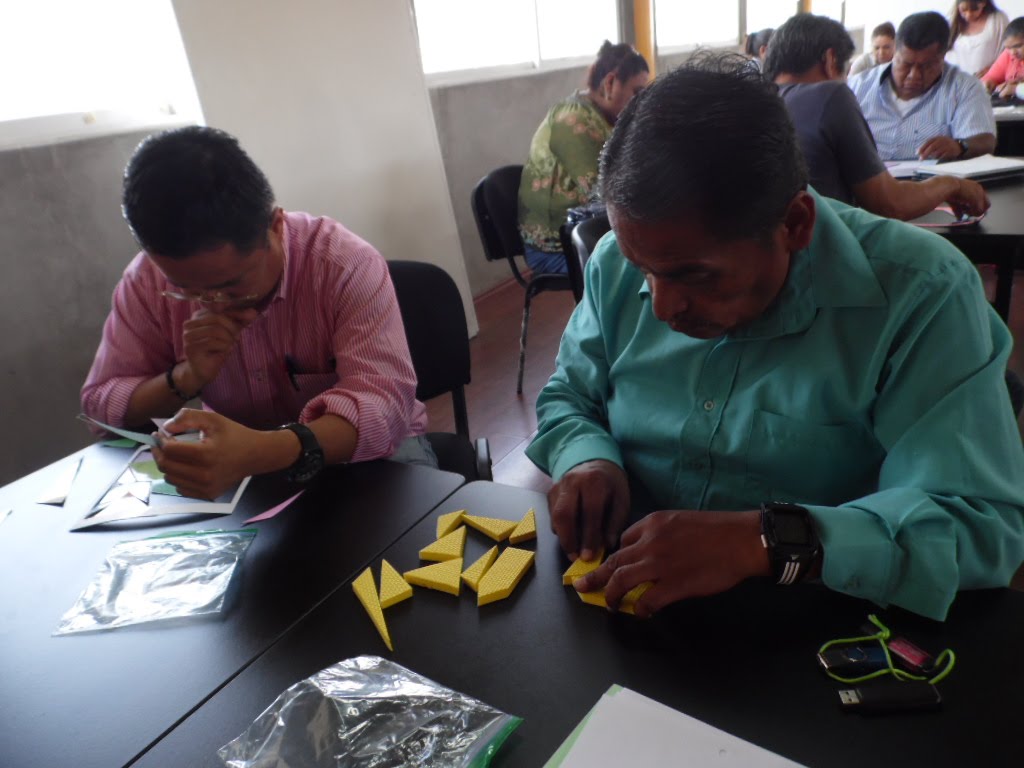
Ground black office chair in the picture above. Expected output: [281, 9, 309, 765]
[471, 164, 572, 394]
[565, 213, 612, 304]
[387, 260, 492, 481]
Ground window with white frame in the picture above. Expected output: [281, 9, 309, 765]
[655, 1, 739, 49]
[413, 0, 619, 76]
[746, 0, 800, 33]
[0, 0, 201, 125]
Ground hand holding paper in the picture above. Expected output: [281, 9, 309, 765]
[154, 409, 267, 500]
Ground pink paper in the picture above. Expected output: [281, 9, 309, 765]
[244, 490, 304, 525]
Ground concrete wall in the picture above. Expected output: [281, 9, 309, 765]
[429, 65, 588, 297]
[0, 131, 152, 484]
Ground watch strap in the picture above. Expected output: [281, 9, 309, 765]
[278, 422, 325, 483]
[760, 502, 820, 586]
[166, 364, 202, 401]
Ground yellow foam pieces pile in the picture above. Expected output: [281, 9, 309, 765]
[352, 567, 393, 651]
[461, 545, 499, 592]
[462, 514, 518, 541]
[509, 508, 537, 544]
[419, 525, 466, 562]
[478, 547, 535, 607]
[436, 509, 465, 538]
[354, 508, 541, 649]
[561, 549, 604, 585]
[379, 559, 413, 609]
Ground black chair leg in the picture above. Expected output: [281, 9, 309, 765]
[518, 290, 534, 395]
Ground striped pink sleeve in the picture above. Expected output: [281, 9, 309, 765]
[81, 256, 175, 427]
[299, 242, 423, 461]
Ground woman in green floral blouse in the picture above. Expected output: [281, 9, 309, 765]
[518, 41, 649, 273]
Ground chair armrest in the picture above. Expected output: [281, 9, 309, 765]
[475, 438, 493, 482]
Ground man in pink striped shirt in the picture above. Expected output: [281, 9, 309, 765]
[82, 126, 429, 498]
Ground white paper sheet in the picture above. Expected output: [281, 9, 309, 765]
[555, 687, 803, 768]
[916, 154, 1024, 178]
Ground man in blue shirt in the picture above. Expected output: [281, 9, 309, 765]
[527, 53, 1024, 622]
[848, 11, 996, 161]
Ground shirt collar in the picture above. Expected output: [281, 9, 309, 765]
[266, 212, 292, 305]
[636, 189, 887, 341]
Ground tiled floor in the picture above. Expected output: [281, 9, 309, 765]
[424, 268, 1024, 589]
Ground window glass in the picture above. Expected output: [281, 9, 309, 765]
[537, 0, 619, 61]
[0, 0, 200, 123]
[746, 0, 800, 33]
[655, 1, 740, 47]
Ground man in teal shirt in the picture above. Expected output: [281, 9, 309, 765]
[526, 54, 1024, 622]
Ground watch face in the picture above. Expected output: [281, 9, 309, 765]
[773, 512, 812, 545]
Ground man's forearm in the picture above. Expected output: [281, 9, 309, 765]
[962, 133, 997, 158]
[123, 362, 203, 426]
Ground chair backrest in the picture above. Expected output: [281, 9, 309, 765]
[387, 260, 471, 435]
[568, 214, 612, 303]
[471, 165, 525, 264]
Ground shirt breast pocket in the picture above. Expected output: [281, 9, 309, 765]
[745, 410, 884, 507]
[288, 372, 339, 413]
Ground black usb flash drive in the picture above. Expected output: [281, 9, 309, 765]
[838, 681, 942, 714]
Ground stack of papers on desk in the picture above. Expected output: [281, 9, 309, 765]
[916, 154, 1024, 180]
[885, 159, 938, 179]
[546, 685, 803, 767]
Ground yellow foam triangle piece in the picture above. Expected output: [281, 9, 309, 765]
[562, 549, 605, 585]
[461, 545, 499, 592]
[379, 559, 413, 609]
[575, 581, 652, 615]
[419, 525, 466, 562]
[462, 514, 518, 541]
[352, 568, 392, 651]
[436, 509, 466, 539]
[477, 547, 535, 606]
[404, 558, 463, 596]
[509, 508, 537, 544]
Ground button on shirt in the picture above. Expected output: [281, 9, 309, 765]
[82, 212, 427, 462]
[848, 62, 995, 160]
[526, 191, 1024, 621]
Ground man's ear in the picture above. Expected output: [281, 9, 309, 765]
[823, 48, 840, 79]
[781, 191, 816, 252]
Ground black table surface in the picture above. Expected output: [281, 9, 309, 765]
[0, 444, 463, 768]
[135, 481, 1024, 768]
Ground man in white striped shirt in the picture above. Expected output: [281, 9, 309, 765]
[848, 11, 996, 161]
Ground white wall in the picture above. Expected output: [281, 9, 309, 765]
[170, 0, 478, 333]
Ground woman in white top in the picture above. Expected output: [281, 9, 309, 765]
[848, 22, 896, 76]
[947, 0, 1009, 77]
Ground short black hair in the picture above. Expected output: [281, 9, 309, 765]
[1006, 16, 1024, 40]
[122, 126, 276, 260]
[763, 14, 855, 80]
[872, 22, 896, 39]
[599, 52, 807, 240]
[897, 12, 950, 53]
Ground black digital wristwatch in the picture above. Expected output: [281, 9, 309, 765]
[760, 502, 821, 585]
[277, 422, 325, 483]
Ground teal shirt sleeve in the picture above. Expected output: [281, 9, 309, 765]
[808, 260, 1024, 621]
[526, 237, 623, 479]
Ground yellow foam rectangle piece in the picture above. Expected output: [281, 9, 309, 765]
[461, 545, 499, 592]
[576, 589, 608, 609]
[477, 547, 535, 606]
[508, 508, 537, 544]
[352, 567, 392, 651]
[436, 509, 466, 539]
[404, 558, 463, 596]
[419, 525, 466, 562]
[379, 559, 413, 609]
[561, 549, 605, 585]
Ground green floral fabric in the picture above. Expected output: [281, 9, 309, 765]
[517, 91, 612, 253]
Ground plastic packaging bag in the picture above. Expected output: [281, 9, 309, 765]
[218, 656, 522, 768]
[54, 529, 256, 635]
